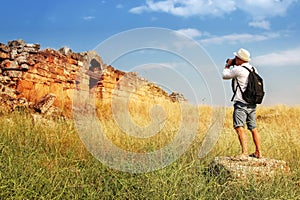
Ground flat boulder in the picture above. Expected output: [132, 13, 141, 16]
[209, 156, 290, 181]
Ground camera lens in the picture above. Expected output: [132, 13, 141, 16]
[232, 58, 236, 66]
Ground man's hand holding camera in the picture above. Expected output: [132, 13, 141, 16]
[225, 58, 236, 69]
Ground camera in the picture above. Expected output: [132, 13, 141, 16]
[231, 58, 236, 66]
[226, 58, 236, 66]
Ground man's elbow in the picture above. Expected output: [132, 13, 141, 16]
[222, 75, 231, 80]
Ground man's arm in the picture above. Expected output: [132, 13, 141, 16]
[222, 64, 235, 80]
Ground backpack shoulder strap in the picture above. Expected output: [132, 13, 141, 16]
[231, 78, 238, 101]
[242, 65, 254, 73]
[231, 78, 243, 101]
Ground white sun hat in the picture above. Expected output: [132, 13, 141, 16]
[234, 48, 251, 61]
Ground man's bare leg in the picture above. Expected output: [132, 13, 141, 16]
[250, 128, 262, 158]
[235, 126, 248, 155]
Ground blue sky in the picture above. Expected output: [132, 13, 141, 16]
[1, 0, 300, 106]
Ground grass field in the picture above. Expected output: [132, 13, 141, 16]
[0, 102, 300, 199]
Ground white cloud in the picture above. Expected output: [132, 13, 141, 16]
[129, 0, 236, 17]
[200, 32, 280, 45]
[175, 28, 203, 39]
[252, 47, 300, 67]
[129, 0, 297, 32]
[129, 0, 297, 19]
[237, 0, 296, 20]
[248, 20, 271, 30]
[129, 6, 148, 14]
[83, 16, 95, 21]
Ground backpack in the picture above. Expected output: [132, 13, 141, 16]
[231, 66, 265, 104]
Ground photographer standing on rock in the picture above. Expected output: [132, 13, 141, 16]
[222, 48, 262, 160]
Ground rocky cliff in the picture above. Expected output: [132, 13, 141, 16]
[0, 40, 185, 116]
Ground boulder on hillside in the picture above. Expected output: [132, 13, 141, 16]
[209, 156, 290, 181]
[34, 93, 56, 114]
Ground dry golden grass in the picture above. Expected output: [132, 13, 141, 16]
[1, 103, 300, 199]
[256, 105, 300, 167]
[92, 99, 300, 166]
[95, 99, 207, 153]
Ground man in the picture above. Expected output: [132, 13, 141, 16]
[222, 48, 262, 159]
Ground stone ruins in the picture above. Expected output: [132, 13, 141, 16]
[0, 39, 186, 116]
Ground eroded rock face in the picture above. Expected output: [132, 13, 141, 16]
[0, 40, 85, 114]
[0, 39, 185, 116]
[209, 156, 290, 181]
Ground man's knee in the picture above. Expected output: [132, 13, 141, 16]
[235, 126, 244, 134]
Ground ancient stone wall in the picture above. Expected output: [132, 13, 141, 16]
[95, 65, 171, 102]
[0, 40, 185, 116]
[0, 40, 87, 113]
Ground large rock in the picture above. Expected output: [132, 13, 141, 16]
[34, 93, 56, 114]
[209, 156, 290, 181]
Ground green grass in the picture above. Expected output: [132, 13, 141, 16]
[0, 105, 300, 199]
